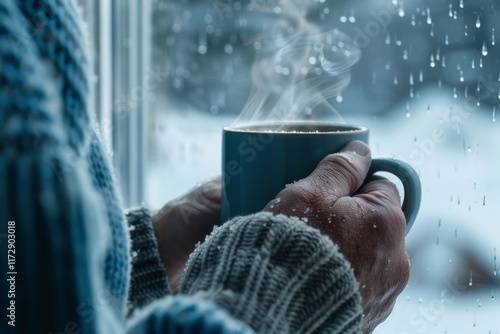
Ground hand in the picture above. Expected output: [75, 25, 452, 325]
[153, 178, 221, 292]
[263, 141, 410, 333]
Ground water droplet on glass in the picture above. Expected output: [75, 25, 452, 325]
[482, 42, 488, 56]
[409, 73, 414, 85]
[430, 23, 435, 37]
[418, 297, 423, 303]
[340, 15, 347, 23]
[472, 59, 475, 69]
[405, 103, 411, 118]
[460, 70, 464, 82]
[479, 58, 483, 68]
[477, 298, 482, 307]
[493, 106, 496, 122]
[476, 16, 481, 28]
[453, 87, 458, 99]
[445, 35, 449, 45]
[465, 25, 468, 36]
[469, 270, 473, 286]
[224, 44, 234, 54]
[426, 8, 432, 24]
[467, 146, 471, 153]
[492, 28, 496, 45]
[349, 11, 356, 23]
[442, 55, 446, 67]
[409, 87, 414, 98]
[430, 54, 436, 67]
[385, 34, 391, 45]
[198, 45, 207, 54]
[411, 15, 416, 26]
[449, 4, 453, 17]
[403, 49, 409, 60]
[494, 248, 497, 276]
[460, 0, 464, 8]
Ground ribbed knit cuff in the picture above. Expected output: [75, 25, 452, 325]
[126, 207, 170, 315]
[127, 296, 255, 334]
[179, 212, 363, 334]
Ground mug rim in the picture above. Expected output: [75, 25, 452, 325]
[224, 121, 369, 135]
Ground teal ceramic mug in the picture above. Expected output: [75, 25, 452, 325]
[221, 122, 421, 234]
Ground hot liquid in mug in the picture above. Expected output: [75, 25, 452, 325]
[221, 122, 421, 234]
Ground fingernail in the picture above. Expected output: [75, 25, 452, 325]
[339, 141, 370, 156]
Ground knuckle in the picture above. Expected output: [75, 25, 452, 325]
[320, 153, 361, 186]
[370, 203, 407, 243]
[282, 179, 323, 209]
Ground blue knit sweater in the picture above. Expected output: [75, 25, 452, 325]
[0, 1, 363, 333]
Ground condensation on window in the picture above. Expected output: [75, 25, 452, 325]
[147, 0, 499, 332]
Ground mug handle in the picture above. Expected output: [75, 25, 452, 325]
[368, 158, 422, 234]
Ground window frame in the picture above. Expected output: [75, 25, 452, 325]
[82, 0, 151, 206]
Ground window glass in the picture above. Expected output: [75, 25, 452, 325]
[144, 0, 499, 332]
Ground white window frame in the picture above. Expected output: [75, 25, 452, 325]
[82, 0, 151, 206]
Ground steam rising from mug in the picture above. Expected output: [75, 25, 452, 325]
[233, 1, 361, 125]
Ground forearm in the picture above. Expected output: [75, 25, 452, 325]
[180, 212, 363, 334]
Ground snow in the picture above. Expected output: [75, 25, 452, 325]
[147, 88, 500, 333]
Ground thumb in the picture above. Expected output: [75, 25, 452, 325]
[304, 140, 372, 197]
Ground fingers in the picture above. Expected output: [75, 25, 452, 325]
[357, 177, 401, 208]
[356, 177, 407, 238]
[304, 141, 372, 197]
[193, 177, 222, 205]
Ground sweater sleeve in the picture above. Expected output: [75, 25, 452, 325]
[125, 207, 170, 314]
[179, 212, 363, 334]
[0, 2, 118, 333]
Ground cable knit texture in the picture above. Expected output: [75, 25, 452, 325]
[0, 0, 254, 332]
[127, 296, 254, 334]
[0, 0, 363, 333]
[126, 207, 170, 314]
[14, 0, 131, 317]
[181, 212, 363, 334]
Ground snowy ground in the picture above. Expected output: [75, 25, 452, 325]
[146, 88, 500, 333]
